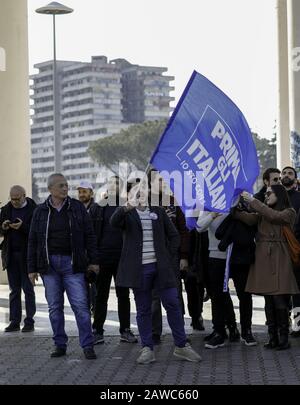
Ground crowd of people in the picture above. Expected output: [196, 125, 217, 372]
[1, 165, 300, 364]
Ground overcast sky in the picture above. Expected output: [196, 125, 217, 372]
[28, 0, 278, 139]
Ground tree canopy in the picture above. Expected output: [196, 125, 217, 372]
[252, 132, 276, 171]
[88, 119, 168, 172]
[88, 120, 277, 183]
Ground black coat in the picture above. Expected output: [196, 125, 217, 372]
[110, 206, 180, 289]
[215, 213, 256, 266]
[27, 196, 98, 275]
[87, 199, 104, 245]
[88, 198, 123, 245]
[0, 198, 37, 271]
[281, 190, 300, 241]
[187, 229, 209, 284]
[288, 189, 300, 214]
[254, 186, 266, 203]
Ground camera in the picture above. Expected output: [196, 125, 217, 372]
[237, 196, 249, 211]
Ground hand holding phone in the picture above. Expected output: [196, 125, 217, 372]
[1, 220, 11, 231]
[9, 218, 23, 230]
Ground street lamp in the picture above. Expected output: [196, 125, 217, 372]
[36, 2, 74, 172]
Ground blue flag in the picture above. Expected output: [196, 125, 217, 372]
[150, 71, 259, 229]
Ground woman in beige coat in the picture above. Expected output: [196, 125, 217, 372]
[234, 184, 299, 350]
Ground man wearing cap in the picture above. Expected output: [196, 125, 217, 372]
[77, 180, 95, 209]
[92, 175, 137, 345]
[77, 180, 100, 315]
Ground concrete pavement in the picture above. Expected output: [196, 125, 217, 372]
[1, 284, 300, 385]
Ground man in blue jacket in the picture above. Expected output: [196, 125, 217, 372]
[28, 173, 99, 360]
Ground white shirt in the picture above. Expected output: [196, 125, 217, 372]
[136, 208, 157, 265]
[196, 212, 228, 260]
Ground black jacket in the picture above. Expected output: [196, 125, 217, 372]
[0, 198, 36, 271]
[27, 196, 98, 275]
[254, 186, 266, 203]
[287, 189, 300, 214]
[110, 206, 180, 289]
[87, 199, 103, 245]
[187, 229, 209, 284]
[88, 199, 123, 260]
[215, 212, 256, 266]
[162, 196, 190, 260]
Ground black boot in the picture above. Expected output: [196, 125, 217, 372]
[264, 325, 279, 349]
[264, 298, 279, 349]
[276, 309, 290, 351]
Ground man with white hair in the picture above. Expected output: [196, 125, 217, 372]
[28, 174, 99, 360]
[0, 185, 36, 332]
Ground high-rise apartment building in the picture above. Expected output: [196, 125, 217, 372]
[30, 56, 174, 200]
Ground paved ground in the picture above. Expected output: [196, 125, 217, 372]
[1, 283, 300, 385]
[1, 334, 300, 385]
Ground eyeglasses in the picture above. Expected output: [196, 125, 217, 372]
[54, 183, 68, 189]
[11, 197, 23, 202]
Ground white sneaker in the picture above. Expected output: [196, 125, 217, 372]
[136, 347, 155, 364]
[173, 343, 202, 362]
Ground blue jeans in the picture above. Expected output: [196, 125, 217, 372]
[133, 263, 187, 350]
[42, 255, 94, 349]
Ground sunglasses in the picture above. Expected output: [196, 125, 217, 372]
[272, 177, 281, 182]
[265, 191, 275, 197]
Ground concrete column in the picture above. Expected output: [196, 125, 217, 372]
[287, 0, 300, 171]
[276, 0, 291, 169]
[0, 0, 31, 282]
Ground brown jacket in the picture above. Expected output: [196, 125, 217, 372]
[234, 199, 299, 295]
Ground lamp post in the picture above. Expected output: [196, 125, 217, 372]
[36, 2, 73, 172]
